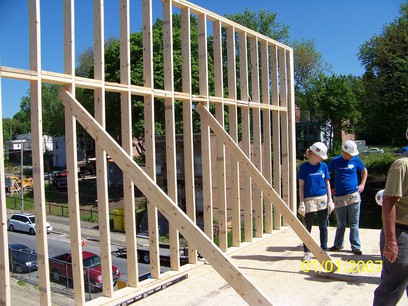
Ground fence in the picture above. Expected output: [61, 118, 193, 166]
[6, 196, 118, 223]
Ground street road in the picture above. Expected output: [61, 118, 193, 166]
[7, 230, 154, 281]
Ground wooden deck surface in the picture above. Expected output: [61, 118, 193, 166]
[131, 226, 408, 306]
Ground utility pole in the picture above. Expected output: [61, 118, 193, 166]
[20, 140, 24, 212]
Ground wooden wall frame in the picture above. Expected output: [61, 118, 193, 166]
[0, 0, 337, 305]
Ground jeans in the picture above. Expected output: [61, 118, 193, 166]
[333, 202, 361, 250]
[373, 227, 408, 306]
[303, 209, 328, 252]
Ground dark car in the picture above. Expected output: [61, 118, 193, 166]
[9, 244, 38, 273]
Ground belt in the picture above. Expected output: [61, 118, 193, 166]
[396, 223, 408, 230]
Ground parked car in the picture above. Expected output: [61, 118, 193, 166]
[9, 244, 38, 273]
[7, 213, 53, 235]
[44, 172, 51, 181]
[50, 171, 61, 184]
[49, 251, 120, 292]
[363, 147, 384, 154]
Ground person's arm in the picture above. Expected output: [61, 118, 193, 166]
[298, 179, 306, 217]
[328, 164, 336, 196]
[325, 179, 332, 201]
[325, 179, 335, 214]
[358, 168, 368, 193]
[382, 195, 399, 263]
[299, 179, 305, 202]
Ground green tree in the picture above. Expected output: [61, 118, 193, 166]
[224, 9, 290, 139]
[358, 2, 408, 145]
[225, 10, 332, 134]
[225, 8, 290, 43]
[13, 83, 65, 137]
[2, 118, 19, 142]
[76, 14, 204, 141]
[309, 74, 361, 148]
[293, 39, 332, 122]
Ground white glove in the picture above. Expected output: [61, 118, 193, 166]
[298, 201, 306, 217]
[328, 200, 334, 215]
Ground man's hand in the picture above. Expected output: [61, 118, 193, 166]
[383, 240, 398, 263]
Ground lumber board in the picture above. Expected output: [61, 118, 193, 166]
[198, 14, 213, 240]
[261, 40, 273, 234]
[250, 36, 263, 238]
[29, 1, 52, 305]
[94, 0, 115, 296]
[63, 0, 86, 303]
[143, 0, 160, 279]
[181, 6, 198, 264]
[0, 42, 11, 306]
[226, 25, 241, 247]
[213, 20, 227, 252]
[120, 0, 139, 287]
[163, 0, 181, 271]
[238, 31, 252, 242]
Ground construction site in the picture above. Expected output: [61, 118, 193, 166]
[0, 1, 391, 305]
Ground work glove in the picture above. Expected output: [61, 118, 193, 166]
[328, 200, 334, 215]
[298, 201, 306, 217]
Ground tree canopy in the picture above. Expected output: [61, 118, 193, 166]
[225, 8, 290, 43]
[358, 2, 408, 145]
[308, 74, 361, 148]
[292, 39, 332, 122]
[75, 14, 205, 141]
[3, 83, 65, 141]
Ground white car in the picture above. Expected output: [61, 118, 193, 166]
[363, 147, 384, 154]
[7, 213, 52, 235]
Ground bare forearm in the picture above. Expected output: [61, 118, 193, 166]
[358, 169, 368, 193]
[382, 196, 397, 241]
[361, 169, 368, 186]
[325, 180, 332, 200]
[382, 195, 399, 263]
[299, 180, 304, 202]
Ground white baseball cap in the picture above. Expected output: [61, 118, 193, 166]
[342, 140, 359, 156]
[310, 142, 328, 160]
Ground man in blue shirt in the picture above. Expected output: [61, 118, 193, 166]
[328, 140, 368, 255]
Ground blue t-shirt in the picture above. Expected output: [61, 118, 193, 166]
[298, 162, 330, 198]
[328, 155, 366, 196]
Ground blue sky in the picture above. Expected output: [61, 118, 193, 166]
[0, 0, 405, 119]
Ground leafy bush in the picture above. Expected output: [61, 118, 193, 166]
[360, 152, 397, 175]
